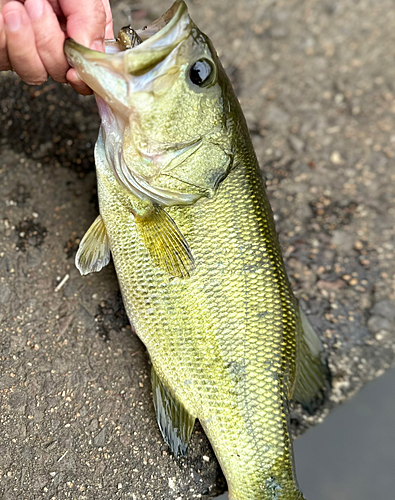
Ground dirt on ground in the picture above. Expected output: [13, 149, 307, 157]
[1, 0, 394, 498]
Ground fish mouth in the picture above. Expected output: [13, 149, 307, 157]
[64, 0, 191, 78]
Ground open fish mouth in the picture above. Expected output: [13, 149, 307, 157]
[64, 0, 191, 77]
[64, 0, 211, 207]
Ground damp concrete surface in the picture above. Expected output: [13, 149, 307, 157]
[1, 0, 395, 498]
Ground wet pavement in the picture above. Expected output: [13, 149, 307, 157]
[1, 0, 395, 498]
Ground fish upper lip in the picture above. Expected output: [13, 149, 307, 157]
[64, 0, 191, 74]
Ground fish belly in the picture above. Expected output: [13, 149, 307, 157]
[96, 147, 303, 499]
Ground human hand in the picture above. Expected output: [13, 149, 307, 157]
[0, 0, 114, 94]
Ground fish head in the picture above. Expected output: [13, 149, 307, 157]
[65, 0, 240, 203]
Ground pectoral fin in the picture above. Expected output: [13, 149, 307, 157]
[292, 306, 331, 411]
[135, 204, 195, 278]
[75, 215, 111, 275]
[151, 365, 196, 457]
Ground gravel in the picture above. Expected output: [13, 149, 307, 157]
[1, 0, 394, 498]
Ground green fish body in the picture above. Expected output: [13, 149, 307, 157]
[65, 2, 328, 498]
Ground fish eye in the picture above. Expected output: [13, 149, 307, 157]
[188, 59, 215, 88]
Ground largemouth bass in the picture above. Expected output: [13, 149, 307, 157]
[64, 2, 329, 498]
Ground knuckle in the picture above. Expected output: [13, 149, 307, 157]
[0, 62, 12, 71]
[46, 57, 69, 83]
[25, 74, 48, 86]
[0, 53, 11, 71]
[34, 30, 53, 50]
[52, 74, 67, 84]
[94, 4, 107, 26]
[85, 5, 107, 38]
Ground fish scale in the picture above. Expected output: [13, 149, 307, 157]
[95, 130, 301, 498]
[65, 1, 328, 498]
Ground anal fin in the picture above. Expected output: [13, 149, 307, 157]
[135, 204, 195, 278]
[292, 306, 331, 411]
[75, 215, 111, 275]
[151, 365, 196, 457]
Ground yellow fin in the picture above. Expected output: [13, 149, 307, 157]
[151, 365, 196, 457]
[135, 205, 195, 278]
[292, 306, 331, 411]
[75, 215, 111, 276]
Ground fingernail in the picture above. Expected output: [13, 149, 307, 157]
[91, 40, 104, 52]
[26, 0, 44, 22]
[4, 10, 21, 32]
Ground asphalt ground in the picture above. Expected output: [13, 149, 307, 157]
[1, 0, 394, 498]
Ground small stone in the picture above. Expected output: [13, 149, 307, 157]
[120, 434, 132, 446]
[367, 316, 392, 335]
[371, 300, 395, 321]
[317, 279, 346, 291]
[26, 247, 43, 268]
[288, 135, 305, 153]
[0, 284, 11, 304]
[353, 240, 364, 250]
[93, 427, 106, 447]
[330, 151, 343, 165]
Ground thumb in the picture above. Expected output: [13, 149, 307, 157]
[59, 0, 113, 51]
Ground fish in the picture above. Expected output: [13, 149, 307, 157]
[64, 1, 329, 498]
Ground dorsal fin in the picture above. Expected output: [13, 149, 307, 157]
[75, 215, 111, 275]
[151, 365, 196, 457]
[292, 306, 331, 411]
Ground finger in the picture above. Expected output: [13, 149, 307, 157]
[25, 0, 68, 83]
[0, 0, 23, 8]
[0, 12, 12, 71]
[66, 67, 93, 95]
[45, 0, 63, 19]
[102, 0, 114, 39]
[59, 0, 111, 94]
[2, 1, 47, 84]
[59, 0, 107, 50]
